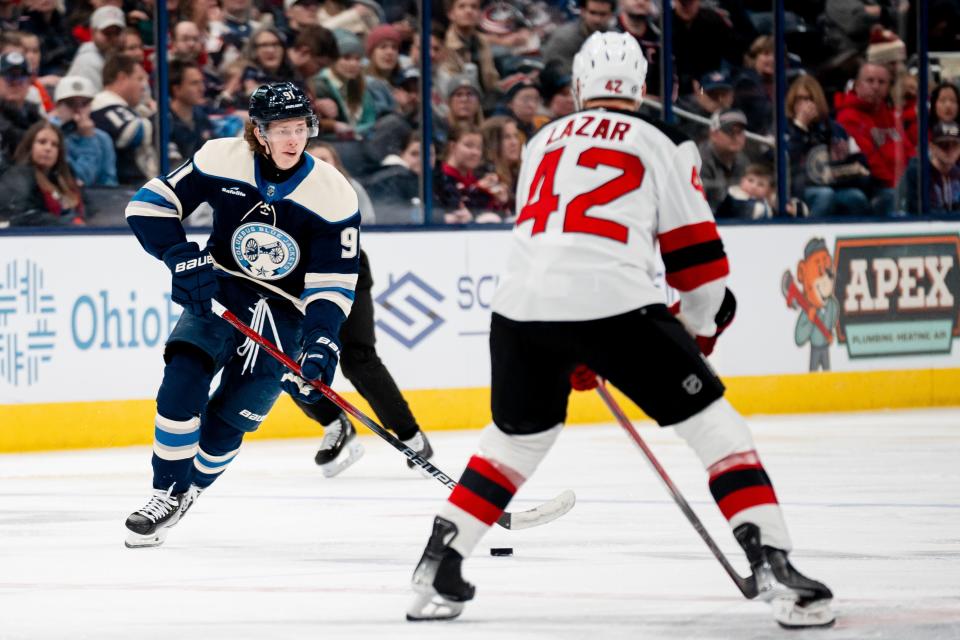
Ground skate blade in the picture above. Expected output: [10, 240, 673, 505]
[124, 529, 168, 548]
[319, 442, 365, 478]
[406, 590, 465, 621]
[772, 596, 836, 628]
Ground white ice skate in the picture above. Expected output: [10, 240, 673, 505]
[315, 412, 364, 478]
[124, 487, 183, 548]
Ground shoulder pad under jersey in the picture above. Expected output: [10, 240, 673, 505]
[192, 137, 257, 186]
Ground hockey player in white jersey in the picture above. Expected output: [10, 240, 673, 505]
[407, 33, 834, 628]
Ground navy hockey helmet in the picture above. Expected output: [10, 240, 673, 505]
[249, 81, 318, 136]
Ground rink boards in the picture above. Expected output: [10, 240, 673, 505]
[1, 220, 959, 451]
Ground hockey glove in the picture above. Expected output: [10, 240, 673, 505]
[162, 241, 217, 315]
[669, 288, 737, 356]
[570, 364, 599, 391]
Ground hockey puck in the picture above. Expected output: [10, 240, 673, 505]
[490, 547, 513, 556]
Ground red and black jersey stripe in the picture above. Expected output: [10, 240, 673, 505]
[708, 454, 778, 520]
[448, 456, 518, 526]
[659, 221, 729, 291]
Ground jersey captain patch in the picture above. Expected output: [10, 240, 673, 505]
[232, 223, 300, 280]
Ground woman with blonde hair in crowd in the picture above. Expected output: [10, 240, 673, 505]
[0, 121, 84, 226]
[785, 74, 870, 217]
[480, 115, 522, 215]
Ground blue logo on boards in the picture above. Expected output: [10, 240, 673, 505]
[0, 260, 56, 386]
[232, 223, 300, 280]
[375, 272, 445, 348]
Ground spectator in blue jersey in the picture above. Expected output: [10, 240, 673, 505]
[122, 82, 363, 548]
[168, 60, 214, 164]
[91, 54, 157, 185]
[49, 75, 117, 187]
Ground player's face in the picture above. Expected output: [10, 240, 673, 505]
[264, 118, 310, 169]
[30, 127, 60, 171]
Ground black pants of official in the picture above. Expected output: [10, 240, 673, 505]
[294, 249, 420, 440]
[490, 305, 726, 435]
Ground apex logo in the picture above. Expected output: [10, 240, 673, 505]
[221, 186, 246, 197]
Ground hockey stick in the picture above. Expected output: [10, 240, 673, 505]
[211, 299, 575, 531]
[595, 379, 759, 599]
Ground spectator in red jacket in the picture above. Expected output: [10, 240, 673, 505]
[836, 62, 915, 215]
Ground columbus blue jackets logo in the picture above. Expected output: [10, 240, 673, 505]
[232, 223, 300, 280]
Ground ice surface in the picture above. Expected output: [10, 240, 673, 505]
[1, 409, 958, 639]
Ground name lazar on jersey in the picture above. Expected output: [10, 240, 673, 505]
[544, 115, 632, 146]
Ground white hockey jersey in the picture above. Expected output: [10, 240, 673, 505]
[491, 108, 729, 335]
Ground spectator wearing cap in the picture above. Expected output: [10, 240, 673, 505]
[442, 0, 500, 100]
[543, 0, 614, 77]
[836, 61, 915, 215]
[615, 0, 661, 97]
[365, 24, 404, 116]
[66, 5, 124, 91]
[0, 51, 44, 162]
[0, 121, 85, 227]
[49, 74, 117, 187]
[168, 60, 214, 164]
[900, 121, 960, 216]
[785, 74, 870, 217]
[364, 67, 422, 165]
[1, 31, 55, 114]
[445, 74, 483, 130]
[312, 28, 377, 138]
[734, 36, 775, 135]
[672, 0, 749, 95]
[698, 108, 750, 211]
[500, 80, 542, 139]
[91, 55, 157, 185]
[678, 69, 734, 141]
[18, 0, 75, 76]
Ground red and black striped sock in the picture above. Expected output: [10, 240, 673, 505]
[448, 455, 518, 526]
[708, 451, 779, 522]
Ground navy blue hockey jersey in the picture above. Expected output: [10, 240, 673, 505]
[125, 137, 361, 333]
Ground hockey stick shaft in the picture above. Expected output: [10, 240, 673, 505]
[211, 299, 570, 530]
[595, 380, 759, 599]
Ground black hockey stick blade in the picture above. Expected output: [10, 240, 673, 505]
[595, 380, 759, 599]
[211, 299, 576, 531]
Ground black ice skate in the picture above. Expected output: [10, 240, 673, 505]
[314, 412, 364, 478]
[403, 430, 434, 470]
[124, 487, 183, 548]
[407, 516, 476, 621]
[179, 484, 204, 520]
[734, 523, 835, 628]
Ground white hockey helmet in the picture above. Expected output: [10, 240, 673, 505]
[572, 31, 649, 110]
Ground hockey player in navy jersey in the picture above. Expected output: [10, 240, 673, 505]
[407, 33, 834, 628]
[123, 81, 361, 548]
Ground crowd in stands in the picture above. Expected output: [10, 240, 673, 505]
[0, 0, 959, 228]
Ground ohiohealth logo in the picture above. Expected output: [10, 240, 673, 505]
[375, 272, 444, 348]
[0, 260, 56, 386]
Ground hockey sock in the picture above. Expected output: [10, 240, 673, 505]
[674, 398, 792, 551]
[152, 350, 214, 493]
[439, 423, 562, 557]
[192, 410, 245, 489]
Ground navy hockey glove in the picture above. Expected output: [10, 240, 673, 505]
[281, 332, 340, 403]
[162, 241, 216, 315]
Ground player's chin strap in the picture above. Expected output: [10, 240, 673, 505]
[236, 297, 282, 376]
[211, 298, 576, 531]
